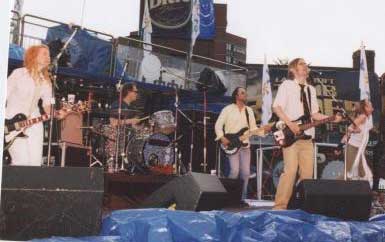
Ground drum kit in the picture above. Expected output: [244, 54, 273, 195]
[85, 108, 178, 174]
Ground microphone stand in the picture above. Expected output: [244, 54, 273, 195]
[47, 27, 78, 166]
[114, 60, 129, 172]
[160, 69, 199, 173]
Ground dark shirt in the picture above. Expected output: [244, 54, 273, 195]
[111, 100, 137, 119]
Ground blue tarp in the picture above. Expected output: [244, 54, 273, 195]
[32, 209, 385, 242]
[44, 24, 112, 75]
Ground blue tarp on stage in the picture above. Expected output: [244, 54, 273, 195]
[32, 209, 385, 242]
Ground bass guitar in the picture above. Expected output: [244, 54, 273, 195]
[220, 125, 271, 155]
[273, 114, 338, 148]
[4, 102, 89, 149]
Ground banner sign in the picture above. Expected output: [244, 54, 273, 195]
[148, 0, 215, 39]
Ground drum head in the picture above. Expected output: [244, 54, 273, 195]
[150, 110, 176, 135]
[143, 133, 174, 166]
[321, 160, 344, 179]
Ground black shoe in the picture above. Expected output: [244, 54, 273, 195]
[239, 200, 249, 208]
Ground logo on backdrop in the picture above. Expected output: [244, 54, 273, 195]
[148, 0, 192, 29]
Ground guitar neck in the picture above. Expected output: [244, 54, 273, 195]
[18, 114, 50, 129]
[299, 115, 335, 131]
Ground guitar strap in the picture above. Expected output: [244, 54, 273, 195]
[28, 84, 42, 117]
[245, 107, 250, 128]
[307, 86, 312, 114]
[222, 107, 250, 134]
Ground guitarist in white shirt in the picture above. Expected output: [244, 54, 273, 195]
[272, 58, 341, 210]
[6, 45, 65, 166]
[215, 87, 257, 201]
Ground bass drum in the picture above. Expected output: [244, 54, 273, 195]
[126, 133, 174, 167]
[321, 160, 344, 180]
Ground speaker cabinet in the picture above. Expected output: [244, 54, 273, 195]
[142, 172, 228, 211]
[288, 179, 372, 221]
[0, 166, 104, 240]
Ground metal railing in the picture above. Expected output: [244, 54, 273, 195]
[115, 36, 247, 92]
[19, 14, 115, 76]
[12, 11, 248, 92]
[255, 142, 342, 200]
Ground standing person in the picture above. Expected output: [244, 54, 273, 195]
[110, 83, 140, 126]
[215, 87, 257, 201]
[343, 99, 373, 182]
[6, 44, 63, 166]
[272, 58, 341, 210]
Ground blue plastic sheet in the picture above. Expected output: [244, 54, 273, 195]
[31, 208, 385, 242]
[9, 43, 24, 60]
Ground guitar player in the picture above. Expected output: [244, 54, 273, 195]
[215, 87, 257, 201]
[5, 44, 66, 166]
[272, 58, 341, 210]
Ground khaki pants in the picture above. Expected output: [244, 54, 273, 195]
[346, 144, 366, 178]
[273, 139, 314, 210]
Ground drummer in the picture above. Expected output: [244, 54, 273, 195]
[110, 83, 141, 127]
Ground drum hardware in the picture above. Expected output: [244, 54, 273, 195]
[114, 59, 129, 172]
[90, 153, 103, 167]
[175, 108, 195, 172]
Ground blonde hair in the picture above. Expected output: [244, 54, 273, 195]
[24, 44, 51, 84]
[287, 58, 309, 80]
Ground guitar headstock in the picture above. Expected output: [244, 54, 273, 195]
[333, 109, 346, 123]
[60, 101, 91, 114]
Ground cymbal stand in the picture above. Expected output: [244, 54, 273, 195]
[175, 107, 194, 171]
[201, 86, 209, 173]
[173, 87, 180, 175]
[114, 60, 129, 172]
[161, 67, 211, 173]
[90, 154, 103, 167]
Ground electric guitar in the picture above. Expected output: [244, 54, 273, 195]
[220, 125, 271, 155]
[272, 114, 338, 148]
[4, 102, 90, 149]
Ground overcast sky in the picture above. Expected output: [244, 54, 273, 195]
[18, 0, 385, 74]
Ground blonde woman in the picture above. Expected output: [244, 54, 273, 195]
[6, 44, 54, 166]
[344, 99, 374, 184]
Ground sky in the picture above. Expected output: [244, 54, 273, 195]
[13, 0, 385, 75]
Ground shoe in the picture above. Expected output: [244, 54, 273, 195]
[239, 200, 249, 208]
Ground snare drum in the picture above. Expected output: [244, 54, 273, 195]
[150, 110, 176, 135]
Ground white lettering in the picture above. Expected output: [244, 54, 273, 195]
[150, 0, 190, 10]
[150, 0, 162, 9]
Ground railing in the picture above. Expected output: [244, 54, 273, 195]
[114, 36, 247, 92]
[254, 141, 343, 200]
[19, 14, 115, 76]
[14, 12, 247, 92]
[9, 10, 21, 44]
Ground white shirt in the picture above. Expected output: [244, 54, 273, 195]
[215, 104, 257, 145]
[273, 79, 319, 138]
[349, 116, 373, 147]
[6, 68, 52, 119]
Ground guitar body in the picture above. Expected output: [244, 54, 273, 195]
[273, 126, 311, 148]
[221, 127, 249, 155]
[273, 116, 313, 148]
[4, 113, 28, 134]
[3, 102, 90, 148]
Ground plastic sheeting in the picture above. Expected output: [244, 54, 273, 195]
[32, 209, 385, 242]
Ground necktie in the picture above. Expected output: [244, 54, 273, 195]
[299, 84, 311, 119]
